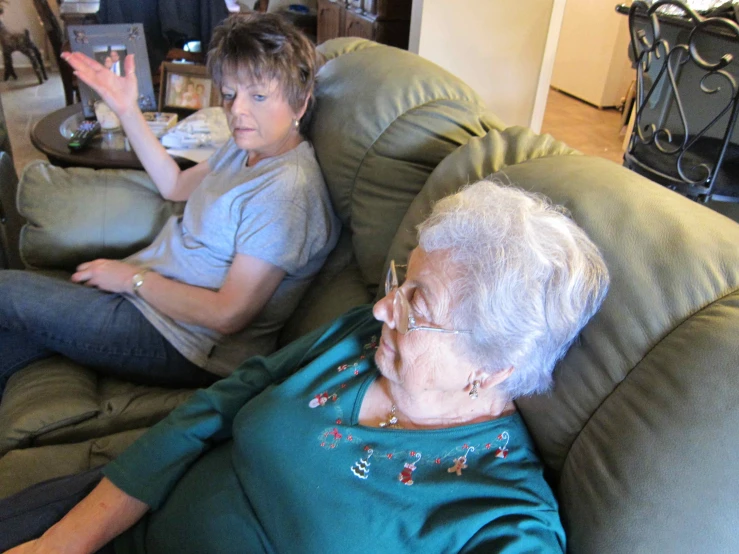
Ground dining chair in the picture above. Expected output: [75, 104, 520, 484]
[32, 0, 80, 106]
[624, 0, 739, 203]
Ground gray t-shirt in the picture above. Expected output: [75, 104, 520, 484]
[125, 139, 339, 376]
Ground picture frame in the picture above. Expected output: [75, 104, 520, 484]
[67, 24, 156, 119]
[159, 62, 221, 119]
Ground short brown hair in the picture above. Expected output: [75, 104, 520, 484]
[207, 13, 319, 120]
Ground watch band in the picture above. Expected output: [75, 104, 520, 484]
[131, 269, 150, 297]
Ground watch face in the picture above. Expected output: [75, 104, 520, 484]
[132, 271, 147, 294]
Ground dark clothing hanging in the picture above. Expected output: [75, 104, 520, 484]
[97, 0, 230, 71]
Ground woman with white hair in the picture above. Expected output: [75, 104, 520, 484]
[1, 180, 609, 554]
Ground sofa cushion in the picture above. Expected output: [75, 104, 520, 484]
[0, 357, 100, 454]
[0, 357, 195, 455]
[312, 38, 504, 287]
[278, 229, 372, 346]
[383, 127, 579, 271]
[502, 156, 739, 552]
[0, 428, 147, 499]
[17, 161, 184, 271]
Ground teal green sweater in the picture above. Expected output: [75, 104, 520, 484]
[105, 306, 565, 553]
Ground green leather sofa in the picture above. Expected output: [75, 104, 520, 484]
[1, 38, 738, 553]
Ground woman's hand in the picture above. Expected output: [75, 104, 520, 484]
[61, 52, 139, 118]
[3, 539, 67, 554]
[4, 539, 38, 553]
[72, 259, 139, 294]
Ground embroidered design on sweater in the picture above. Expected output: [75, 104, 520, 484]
[398, 452, 422, 485]
[309, 335, 378, 409]
[495, 432, 510, 459]
[346, 432, 512, 483]
[351, 448, 373, 479]
[309, 391, 338, 408]
[448, 446, 474, 476]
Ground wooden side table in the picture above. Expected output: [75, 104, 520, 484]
[31, 104, 196, 170]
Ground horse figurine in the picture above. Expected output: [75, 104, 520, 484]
[0, 5, 47, 84]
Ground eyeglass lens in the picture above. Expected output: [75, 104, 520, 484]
[393, 290, 410, 334]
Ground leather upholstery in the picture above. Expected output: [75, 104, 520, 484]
[2, 39, 738, 553]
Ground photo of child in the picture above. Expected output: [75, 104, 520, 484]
[93, 45, 126, 76]
[166, 74, 212, 110]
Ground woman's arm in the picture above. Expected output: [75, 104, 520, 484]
[6, 478, 148, 554]
[72, 253, 285, 335]
[62, 52, 208, 202]
[102, 306, 376, 510]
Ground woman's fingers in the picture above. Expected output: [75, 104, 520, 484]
[123, 53, 136, 75]
[62, 51, 102, 72]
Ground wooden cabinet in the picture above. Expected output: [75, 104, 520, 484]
[317, 0, 411, 49]
[317, 0, 344, 44]
[344, 9, 375, 41]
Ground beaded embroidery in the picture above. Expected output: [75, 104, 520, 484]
[347, 433, 511, 483]
[447, 446, 474, 476]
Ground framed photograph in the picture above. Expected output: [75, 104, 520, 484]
[67, 24, 156, 119]
[159, 62, 221, 119]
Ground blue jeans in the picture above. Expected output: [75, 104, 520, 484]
[0, 466, 114, 552]
[0, 271, 218, 395]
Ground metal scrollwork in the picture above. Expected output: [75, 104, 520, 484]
[625, 0, 739, 202]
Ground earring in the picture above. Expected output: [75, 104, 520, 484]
[293, 119, 300, 128]
[469, 380, 479, 400]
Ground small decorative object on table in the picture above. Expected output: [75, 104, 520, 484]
[67, 23, 156, 119]
[93, 100, 120, 131]
[143, 112, 178, 138]
[160, 107, 229, 163]
[158, 62, 221, 120]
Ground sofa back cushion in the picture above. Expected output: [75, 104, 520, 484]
[311, 38, 502, 287]
[388, 139, 739, 553]
[18, 162, 183, 271]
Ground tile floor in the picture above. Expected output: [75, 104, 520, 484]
[1, 67, 66, 177]
[541, 88, 626, 164]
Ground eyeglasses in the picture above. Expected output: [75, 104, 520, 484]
[384, 260, 471, 335]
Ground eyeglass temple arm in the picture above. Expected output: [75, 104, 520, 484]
[410, 326, 472, 335]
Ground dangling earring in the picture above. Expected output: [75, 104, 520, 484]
[469, 380, 479, 400]
[293, 119, 300, 129]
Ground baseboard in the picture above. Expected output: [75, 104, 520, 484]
[0, 63, 51, 70]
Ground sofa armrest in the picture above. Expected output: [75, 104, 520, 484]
[0, 428, 148, 500]
[17, 161, 184, 270]
[0, 356, 194, 456]
[0, 357, 101, 454]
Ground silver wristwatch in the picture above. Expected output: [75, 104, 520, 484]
[131, 269, 150, 297]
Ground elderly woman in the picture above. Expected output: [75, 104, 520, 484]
[0, 181, 609, 553]
[0, 14, 338, 395]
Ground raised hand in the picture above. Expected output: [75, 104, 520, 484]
[61, 52, 140, 118]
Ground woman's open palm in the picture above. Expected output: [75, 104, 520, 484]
[62, 52, 139, 116]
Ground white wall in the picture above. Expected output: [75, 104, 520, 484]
[551, 0, 633, 107]
[1, 2, 52, 68]
[410, 0, 563, 130]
